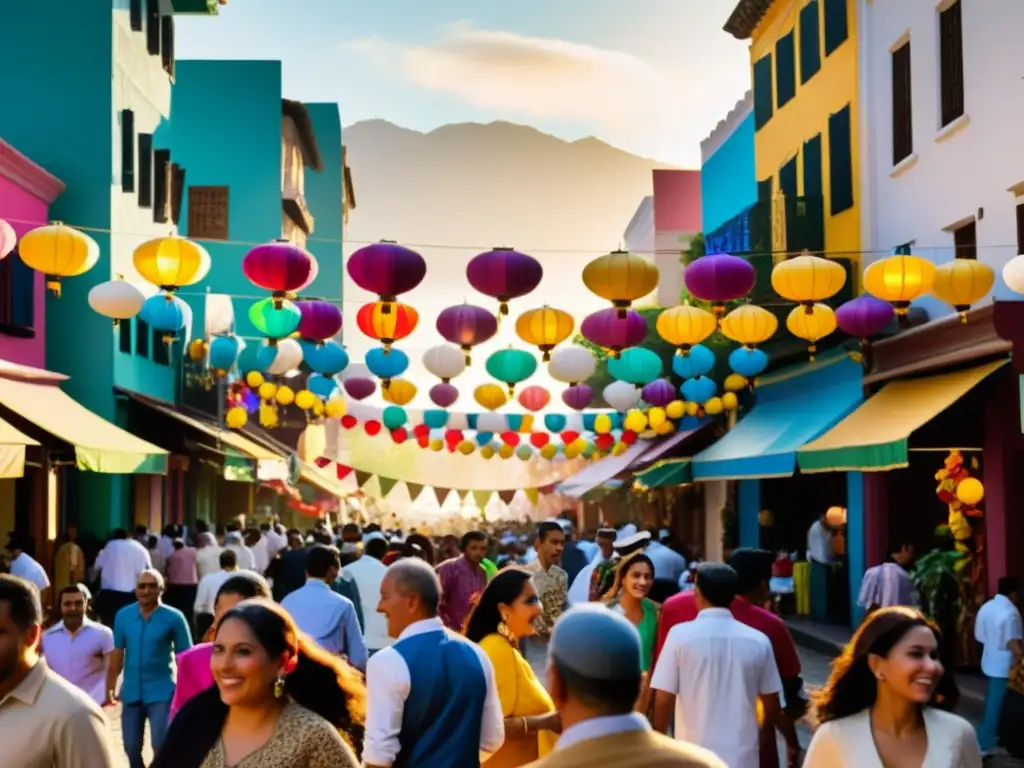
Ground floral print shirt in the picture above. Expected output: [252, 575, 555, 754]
[526, 562, 568, 641]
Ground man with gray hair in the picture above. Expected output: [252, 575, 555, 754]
[106, 568, 192, 768]
[363, 558, 504, 768]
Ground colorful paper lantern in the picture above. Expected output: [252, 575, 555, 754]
[392, 427, 408, 444]
[307, 374, 337, 399]
[540, 443, 558, 460]
[208, 335, 243, 375]
[786, 303, 837, 360]
[347, 241, 426, 313]
[608, 347, 662, 387]
[956, 477, 984, 506]
[931, 259, 995, 319]
[423, 410, 449, 429]
[382, 379, 417, 406]
[544, 414, 567, 432]
[249, 297, 301, 339]
[515, 306, 574, 361]
[364, 420, 382, 437]
[188, 339, 207, 362]
[530, 432, 550, 449]
[863, 253, 936, 315]
[356, 301, 419, 351]
[436, 303, 499, 364]
[580, 308, 646, 357]
[19, 222, 100, 296]
[562, 384, 593, 411]
[603, 380, 642, 412]
[294, 390, 318, 410]
[343, 377, 376, 400]
[88, 276, 145, 327]
[304, 340, 349, 376]
[515, 445, 533, 461]
[324, 398, 346, 418]
[243, 239, 317, 307]
[458, 440, 476, 456]
[475, 383, 508, 411]
[722, 392, 739, 410]
[835, 295, 894, 340]
[724, 374, 746, 392]
[485, 348, 538, 395]
[1002, 254, 1024, 295]
[429, 383, 459, 408]
[259, 339, 304, 376]
[467, 248, 543, 317]
[382, 406, 407, 430]
[770, 255, 846, 310]
[656, 304, 717, 354]
[295, 300, 343, 341]
[225, 406, 247, 429]
[422, 344, 467, 383]
[683, 253, 757, 317]
[623, 409, 648, 432]
[133, 235, 211, 295]
[366, 346, 409, 385]
[728, 347, 769, 380]
[720, 305, 779, 348]
[594, 413, 613, 434]
[517, 385, 550, 412]
[681, 375, 716, 405]
[641, 379, 675, 408]
[139, 295, 187, 344]
[665, 400, 685, 419]
[0, 219, 15, 260]
[671, 344, 715, 379]
[582, 250, 659, 317]
[548, 346, 597, 385]
[246, 371, 264, 389]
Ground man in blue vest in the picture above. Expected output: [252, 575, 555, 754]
[363, 558, 504, 768]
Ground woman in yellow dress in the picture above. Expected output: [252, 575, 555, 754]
[465, 567, 561, 767]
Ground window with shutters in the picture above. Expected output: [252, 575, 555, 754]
[953, 220, 976, 260]
[152, 328, 170, 365]
[136, 317, 150, 357]
[130, 0, 143, 31]
[161, 15, 175, 78]
[939, 1, 964, 127]
[891, 41, 913, 165]
[799, 0, 821, 84]
[138, 134, 153, 208]
[828, 104, 853, 215]
[0, 251, 35, 337]
[121, 110, 135, 192]
[188, 186, 229, 240]
[803, 134, 823, 198]
[153, 149, 171, 223]
[775, 31, 796, 109]
[758, 177, 773, 203]
[170, 165, 185, 225]
[824, 0, 848, 56]
[779, 156, 798, 198]
[119, 317, 133, 354]
[146, 0, 160, 55]
[753, 55, 773, 130]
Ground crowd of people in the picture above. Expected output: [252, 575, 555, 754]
[0, 514, 1002, 767]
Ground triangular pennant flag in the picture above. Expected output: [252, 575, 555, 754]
[314, 457, 331, 468]
[355, 470, 371, 488]
[498, 490, 516, 504]
[379, 476, 398, 498]
[524, 488, 540, 505]
[362, 475, 382, 498]
[335, 464, 353, 481]
[430, 487, 447, 505]
[446, 489, 463, 506]
[405, 482, 423, 500]
[472, 490, 492, 509]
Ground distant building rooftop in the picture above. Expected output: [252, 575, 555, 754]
[653, 170, 701, 234]
[700, 92, 753, 164]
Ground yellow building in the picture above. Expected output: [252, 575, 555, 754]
[725, 0, 860, 281]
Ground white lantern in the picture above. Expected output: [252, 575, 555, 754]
[422, 344, 466, 382]
[1002, 254, 1024, 295]
[476, 412, 507, 433]
[88, 276, 145, 327]
[0, 219, 15, 260]
[603, 380, 642, 412]
[548, 346, 596, 385]
[267, 338, 304, 375]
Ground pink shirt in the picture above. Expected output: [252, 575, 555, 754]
[166, 547, 199, 585]
[435, 556, 487, 632]
[169, 642, 214, 719]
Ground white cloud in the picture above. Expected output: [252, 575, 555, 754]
[344, 21, 694, 161]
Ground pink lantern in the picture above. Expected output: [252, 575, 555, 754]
[429, 382, 459, 408]
[641, 378, 675, 407]
[562, 384, 593, 411]
[517, 385, 550, 412]
[0, 219, 15, 260]
[466, 247, 543, 317]
[296, 300, 343, 341]
[347, 241, 426, 314]
[580, 308, 646, 357]
[242, 240, 317, 307]
[435, 303, 499, 364]
[683, 253, 756, 317]
[343, 377, 376, 400]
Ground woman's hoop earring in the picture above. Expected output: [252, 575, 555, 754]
[274, 675, 286, 699]
[497, 614, 517, 645]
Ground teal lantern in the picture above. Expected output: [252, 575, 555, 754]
[485, 348, 538, 396]
[382, 405, 407, 430]
[139, 295, 187, 344]
[608, 347, 662, 387]
[249, 297, 301, 339]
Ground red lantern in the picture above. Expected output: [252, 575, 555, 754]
[517, 385, 550, 413]
[445, 429, 463, 452]
[391, 428, 408, 444]
[530, 433, 550, 449]
[364, 420, 382, 436]
[561, 430, 580, 444]
[356, 301, 419, 351]
[413, 424, 430, 440]
[501, 431, 520, 447]
[341, 415, 357, 429]
[417, 435, 430, 448]
[242, 240, 317, 307]
[621, 430, 638, 445]
[596, 434, 615, 451]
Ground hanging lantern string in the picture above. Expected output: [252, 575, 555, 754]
[0, 215, 1012, 258]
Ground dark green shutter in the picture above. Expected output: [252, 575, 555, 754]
[119, 317, 133, 353]
[799, 0, 821, 83]
[758, 178, 773, 203]
[824, 0, 848, 56]
[779, 156, 798, 198]
[753, 55, 773, 130]
[152, 328, 170, 365]
[828, 105, 853, 215]
[10, 256, 34, 329]
[136, 317, 150, 357]
[775, 31, 796, 108]
[803, 134, 823, 198]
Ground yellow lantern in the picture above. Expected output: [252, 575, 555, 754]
[188, 338, 208, 362]
[704, 397, 724, 416]
[722, 392, 739, 410]
[498, 444, 515, 459]
[724, 373, 747, 392]
[758, 509, 774, 527]
[382, 379, 417, 406]
[720, 305, 779, 348]
[582, 250, 659, 317]
[312, 401, 324, 418]
[594, 413, 612, 434]
[786, 303, 837, 360]
[611, 442, 629, 456]
[457, 440, 476, 455]
[18, 222, 100, 296]
[258, 382, 278, 400]
[474, 383, 508, 411]
[480, 445, 496, 460]
[275, 385, 295, 406]
[258, 402, 278, 428]
[623, 409, 647, 432]
[133, 235, 211, 295]
[665, 400, 685, 419]
[540, 443, 558, 460]
[655, 420, 675, 435]
[246, 371, 264, 388]
[863, 254, 936, 315]
[294, 390, 318, 410]
[515, 306, 575, 361]
[770, 254, 846, 310]
[656, 303, 717, 355]
[684, 401, 699, 417]
[429, 438, 444, 452]
[324, 397, 346, 418]
[931, 259, 995, 320]
[648, 407, 667, 429]
[956, 477, 984, 506]
[564, 442, 580, 459]
[225, 406, 247, 429]
[826, 506, 847, 526]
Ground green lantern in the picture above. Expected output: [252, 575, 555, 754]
[382, 405, 407, 431]
[485, 348, 538, 395]
[608, 347, 663, 387]
[249, 297, 301, 339]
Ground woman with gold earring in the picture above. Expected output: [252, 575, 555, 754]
[465, 568, 562, 766]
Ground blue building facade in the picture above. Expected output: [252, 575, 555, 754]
[700, 92, 757, 235]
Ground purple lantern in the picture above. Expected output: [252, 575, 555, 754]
[435, 303, 499, 364]
[466, 248, 543, 317]
[580, 308, 646, 357]
[641, 378, 675, 408]
[836, 295, 895, 340]
[296, 300, 343, 341]
[343, 377, 376, 401]
[562, 384, 594, 411]
[243, 240, 318, 307]
[347, 241, 426, 313]
[429, 382, 460, 408]
[684, 253, 757, 317]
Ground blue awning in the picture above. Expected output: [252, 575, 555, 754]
[690, 351, 864, 481]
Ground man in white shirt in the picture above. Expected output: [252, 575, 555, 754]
[6, 533, 50, 609]
[652, 562, 783, 768]
[974, 576, 1023, 753]
[568, 528, 616, 605]
[92, 528, 151, 627]
[806, 512, 833, 622]
[194, 549, 240, 639]
[194, 532, 222, 580]
[645, 529, 688, 603]
[222, 524, 255, 571]
[40, 584, 114, 706]
[346, 534, 391, 653]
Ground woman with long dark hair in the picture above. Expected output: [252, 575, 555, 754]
[465, 568, 560, 767]
[602, 551, 659, 714]
[804, 606, 980, 766]
[153, 599, 365, 768]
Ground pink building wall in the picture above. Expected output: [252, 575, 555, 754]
[0, 140, 65, 369]
[651, 170, 701, 307]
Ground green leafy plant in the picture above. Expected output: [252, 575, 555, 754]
[912, 548, 963, 628]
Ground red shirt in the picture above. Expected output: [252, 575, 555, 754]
[655, 592, 802, 679]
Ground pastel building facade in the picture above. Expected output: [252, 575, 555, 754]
[700, 92, 757, 235]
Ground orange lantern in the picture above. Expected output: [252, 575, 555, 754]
[356, 301, 418, 352]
